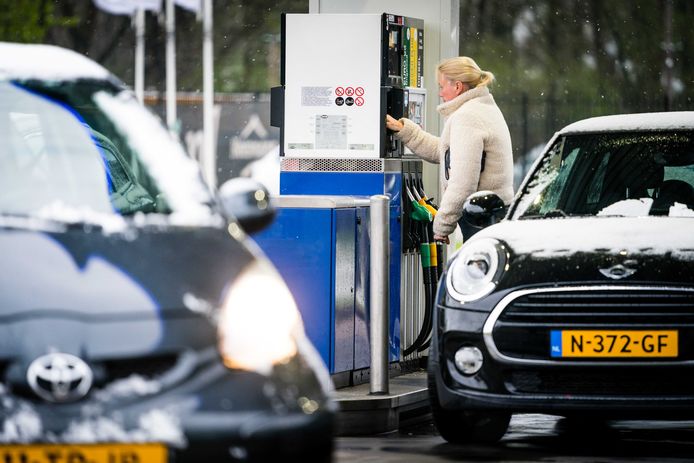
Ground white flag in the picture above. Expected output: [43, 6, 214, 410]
[174, 0, 201, 13]
[93, 0, 161, 15]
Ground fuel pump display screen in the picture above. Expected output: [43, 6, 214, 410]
[284, 14, 382, 159]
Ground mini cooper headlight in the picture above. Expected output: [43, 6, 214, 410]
[218, 259, 302, 375]
[446, 238, 507, 303]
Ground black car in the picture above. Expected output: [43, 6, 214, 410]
[428, 111, 694, 443]
[0, 43, 334, 462]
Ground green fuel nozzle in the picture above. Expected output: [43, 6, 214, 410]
[410, 200, 432, 222]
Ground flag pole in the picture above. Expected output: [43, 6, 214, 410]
[202, 0, 216, 188]
[166, 0, 177, 132]
[134, 8, 145, 103]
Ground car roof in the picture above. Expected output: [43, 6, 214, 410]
[0, 42, 111, 81]
[559, 111, 694, 135]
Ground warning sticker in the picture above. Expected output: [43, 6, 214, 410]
[302, 87, 333, 107]
[315, 115, 347, 149]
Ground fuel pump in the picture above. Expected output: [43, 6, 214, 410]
[265, 12, 432, 381]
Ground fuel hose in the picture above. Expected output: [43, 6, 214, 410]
[402, 180, 437, 357]
[403, 220, 433, 357]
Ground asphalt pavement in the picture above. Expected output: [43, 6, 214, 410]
[335, 413, 694, 462]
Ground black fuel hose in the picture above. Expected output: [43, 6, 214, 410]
[415, 222, 438, 353]
[403, 221, 434, 357]
[402, 179, 444, 357]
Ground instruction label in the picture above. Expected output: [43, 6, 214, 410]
[288, 143, 314, 149]
[315, 115, 347, 149]
[349, 144, 375, 151]
[302, 87, 333, 107]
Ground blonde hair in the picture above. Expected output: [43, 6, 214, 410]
[437, 56, 495, 89]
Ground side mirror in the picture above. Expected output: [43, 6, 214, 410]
[218, 178, 275, 234]
[461, 190, 507, 231]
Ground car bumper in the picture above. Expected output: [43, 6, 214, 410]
[433, 305, 694, 419]
[0, 351, 335, 461]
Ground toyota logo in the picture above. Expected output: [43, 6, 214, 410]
[26, 353, 93, 403]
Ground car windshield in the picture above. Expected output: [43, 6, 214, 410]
[513, 130, 694, 219]
[0, 79, 213, 224]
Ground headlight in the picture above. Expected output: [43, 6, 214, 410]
[446, 238, 507, 303]
[218, 259, 302, 375]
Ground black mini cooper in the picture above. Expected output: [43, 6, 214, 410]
[428, 111, 694, 443]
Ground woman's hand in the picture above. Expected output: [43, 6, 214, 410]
[434, 234, 450, 244]
[385, 114, 404, 132]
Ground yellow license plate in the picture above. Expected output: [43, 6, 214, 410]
[0, 444, 167, 463]
[551, 330, 678, 358]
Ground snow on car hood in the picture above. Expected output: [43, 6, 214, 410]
[474, 217, 694, 260]
[0, 385, 187, 447]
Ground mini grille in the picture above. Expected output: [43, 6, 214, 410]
[500, 289, 694, 323]
[492, 287, 694, 361]
[281, 158, 384, 173]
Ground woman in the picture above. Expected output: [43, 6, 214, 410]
[386, 56, 513, 242]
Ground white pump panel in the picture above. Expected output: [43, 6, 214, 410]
[284, 14, 383, 159]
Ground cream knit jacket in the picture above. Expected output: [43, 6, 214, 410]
[395, 86, 514, 237]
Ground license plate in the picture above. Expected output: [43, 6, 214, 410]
[550, 330, 678, 358]
[0, 444, 167, 463]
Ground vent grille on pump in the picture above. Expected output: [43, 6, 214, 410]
[281, 158, 384, 173]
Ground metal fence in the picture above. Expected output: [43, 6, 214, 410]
[145, 91, 279, 187]
[145, 91, 691, 189]
[499, 91, 693, 186]
[500, 92, 693, 160]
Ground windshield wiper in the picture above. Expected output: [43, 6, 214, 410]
[542, 208, 568, 218]
[520, 209, 569, 220]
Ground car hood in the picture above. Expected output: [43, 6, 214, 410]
[0, 225, 255, 318]
[0, 224, 259, 361]
[472, 217, 694, 286]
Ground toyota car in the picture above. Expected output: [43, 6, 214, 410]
[0, 43, 334, 462]
[428, 111, 694, 443]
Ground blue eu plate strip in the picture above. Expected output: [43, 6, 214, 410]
[550, 330, 562, 357]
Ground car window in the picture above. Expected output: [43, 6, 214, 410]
[514, 130, 694, 219]
[1, 79, 214, 223]
[1, 82, 115, 215]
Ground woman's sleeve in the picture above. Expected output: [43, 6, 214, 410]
[395, 118, 441, 164]
[433, 120, 486, 237]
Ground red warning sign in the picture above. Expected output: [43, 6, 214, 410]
[355, 87, 364, 96]
[355, 97, 364, 106]
[335, 87, 344, 96]
[345, 87, 355, 96]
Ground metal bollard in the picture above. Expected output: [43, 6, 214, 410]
[369, 195, 389, 395]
